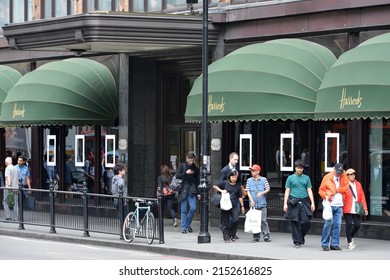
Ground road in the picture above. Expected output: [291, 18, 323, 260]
[0, 235, 192, 260]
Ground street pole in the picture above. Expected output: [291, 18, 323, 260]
[198, 0, 211, 244]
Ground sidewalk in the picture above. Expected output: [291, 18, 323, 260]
[0, 219, 389, 260]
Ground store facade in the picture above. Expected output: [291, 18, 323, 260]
[0, 0, 389, 235]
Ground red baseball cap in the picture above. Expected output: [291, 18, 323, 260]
[249, 164, 261, 172]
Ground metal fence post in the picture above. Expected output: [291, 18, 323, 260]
[49, 179, 56, 233]
[118, 184, 124, 239]
[18, 178, 25, 230]
[82, 181, 90, 237]
[158, 195, 164, 244]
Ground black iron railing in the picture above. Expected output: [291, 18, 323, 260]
[0, 180, 164, 244]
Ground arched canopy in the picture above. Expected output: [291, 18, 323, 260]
[315, 32, 390, 120]
[185, 38, 336, 122]
[0, 58, 118, 126]
[0, 65, 22, 114]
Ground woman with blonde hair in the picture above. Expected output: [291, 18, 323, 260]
[157, 164, 178, 227]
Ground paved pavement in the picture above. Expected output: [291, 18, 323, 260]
[0, 219, 389, 260]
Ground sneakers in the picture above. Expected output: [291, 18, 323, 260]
[173, 218, 178, 227]
[252, 238, 260, 243]
[348, 242, 356, 250]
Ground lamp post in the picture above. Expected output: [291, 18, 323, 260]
[197, 0, 211, 244]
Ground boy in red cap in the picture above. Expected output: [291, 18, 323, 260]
[246, 164, 271, 242]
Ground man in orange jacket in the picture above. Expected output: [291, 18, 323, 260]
[318, 163, 349, 251]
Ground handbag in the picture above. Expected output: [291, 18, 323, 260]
[244, 207, 262, 233]
[211, 192, 221, 208]
[355, 202, 365, 216]
[322, 199, 332, 220]
[220, 192, 232, 211]
[169, 175, 183, 192]
[350, 185, 365, 216]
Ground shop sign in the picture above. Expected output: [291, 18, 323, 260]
[339, 88, 363, 110]
[13, 103, 26, 118]
[208, 95, 225, 113]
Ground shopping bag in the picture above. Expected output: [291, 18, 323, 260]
[244, 208, 262, 234]
[322, 199, 333, 220]
[220, 192, 232, 211]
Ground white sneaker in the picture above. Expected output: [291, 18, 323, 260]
[348, 242, 356, 250]
[173, 218, 178, 227]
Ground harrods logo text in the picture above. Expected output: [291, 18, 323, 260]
[208, 95, 225, 113]
[339, 88, 363, 109]
[13, 103, 26, 118]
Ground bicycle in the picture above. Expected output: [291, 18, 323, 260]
[122, 199, 155, 244]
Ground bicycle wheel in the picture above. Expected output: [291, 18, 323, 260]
[145, 212, 155, 245]
[123, 212, 136, 243]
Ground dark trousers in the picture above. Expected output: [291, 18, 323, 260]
[221, 204, 240, 241]
[161, 194, 176, 220]
[344, 213, 361, 243]
[291, 203, 311, 245]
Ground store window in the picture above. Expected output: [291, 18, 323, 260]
[55, 0, 67, 16]
[0, 0, 9, 35]
[369, 119, 390, 218]
[12, 0, 25, 23]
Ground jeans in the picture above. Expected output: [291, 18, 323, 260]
[253, 207, 270, 240]
[180, 194, 197, 230]
[321, 205, 343, 247]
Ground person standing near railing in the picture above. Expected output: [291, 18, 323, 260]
[4, 157, 20, 221]
[16, 156, 32, 198]
[111, 163, 129, 217]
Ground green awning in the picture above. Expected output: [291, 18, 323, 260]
[0, 58, 117, 126]
[185, 38, 336, 122]
[0, 65, 22, 114]
[315, 32, 390, 120]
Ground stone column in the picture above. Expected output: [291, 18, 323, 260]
[118, 53, 129, 185]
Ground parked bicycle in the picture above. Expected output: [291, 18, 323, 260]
[122, 198, 155, 244]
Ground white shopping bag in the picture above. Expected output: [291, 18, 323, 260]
[220, 192, 232, 211]
[322, 199, 333, 220]
[244, 207, 262, 234]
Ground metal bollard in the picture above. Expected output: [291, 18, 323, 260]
[18, 178, 25, 230]
[158, 195, 164, 244]
[82, 181, 90, 237]
[49, 179, 56, 233]
[118, 184, 124, 239]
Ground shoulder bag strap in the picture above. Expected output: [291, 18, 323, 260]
[349, 185, 357, 199]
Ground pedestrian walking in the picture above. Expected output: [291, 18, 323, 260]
[213, 169, 245, 243]
[175, 152, 199, 234]
[318, 162, 348, 251]
[157, 164, 178, 227]
[343, 168, 368, 250]
[219, 152, 243, 239]
[246, 164, 271, 242]
[283, 160, 315, 248]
